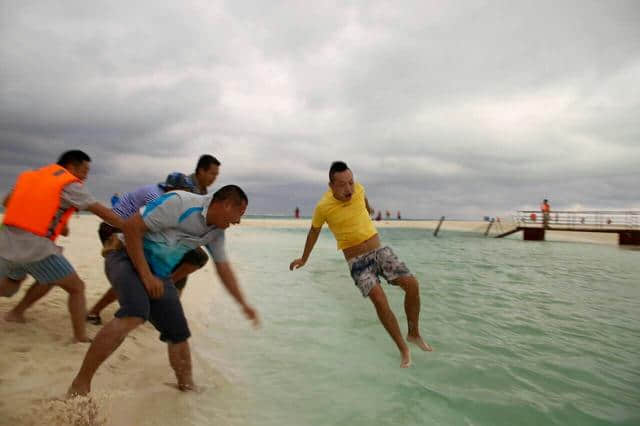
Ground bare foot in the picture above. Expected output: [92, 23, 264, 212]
[407, 335, 433, 352]
[164, 382, 199, 392]
[401, 349, 412, 368]
[178, 376, 196, 392]
[178, 383, 195, 392]
[67, 380, 90, 398]
[4, 310, 26, 323]
[72, 336, 92, 344]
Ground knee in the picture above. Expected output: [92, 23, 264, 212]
[65, 277, 86, 295]
[110, 316, 144, 336]
[398, 276, 419, 293]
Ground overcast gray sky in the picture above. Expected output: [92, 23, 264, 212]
[1, 0, 638, 219]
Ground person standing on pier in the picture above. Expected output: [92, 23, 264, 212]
[541, 199, 551, 229]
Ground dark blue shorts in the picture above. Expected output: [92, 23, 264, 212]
[104, 250, 191, 343]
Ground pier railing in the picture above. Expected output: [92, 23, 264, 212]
[513, 210, 640, 230]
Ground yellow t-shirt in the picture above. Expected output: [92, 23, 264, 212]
[311, 182, 377, 250]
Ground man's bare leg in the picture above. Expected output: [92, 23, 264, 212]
[68, 316, 144, 397]
[87, 288, 118, 318]
[394, 275, 433, 352]
[5, 281, 53, 322]
[54, 273, 90, 343]
[368, 284, 412, 368]
[168, 341, 195, 391]
[0, 277, 22, 297]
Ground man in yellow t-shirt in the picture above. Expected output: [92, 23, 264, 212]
[289, 161, 432, 368]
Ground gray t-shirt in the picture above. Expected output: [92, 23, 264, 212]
[0, 182, 96, 263]
[138, 190, 227, 278]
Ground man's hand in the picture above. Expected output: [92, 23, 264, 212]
[142, 275, 165, 299]
[289, 258, 306, 271]
[242, 304, 260, 328]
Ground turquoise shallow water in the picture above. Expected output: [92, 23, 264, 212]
[192, 226, 640, 426]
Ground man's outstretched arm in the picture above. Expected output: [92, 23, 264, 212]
[214, 261, 260, 327]
[289, 226, 321, 270]
[87, 202, 124, 229]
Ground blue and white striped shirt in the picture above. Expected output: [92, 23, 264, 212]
[112, 184, 164, 218]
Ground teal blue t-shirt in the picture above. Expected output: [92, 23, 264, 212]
[140, 191, 227, 277]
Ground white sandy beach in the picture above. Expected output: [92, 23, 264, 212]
[0, 214, 621, 425]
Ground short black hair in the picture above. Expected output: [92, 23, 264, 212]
[57, 150, 91, 167]
[212, 185, 248, 206]
[196, 154, 221, 172]
[329, 161, 349, 182]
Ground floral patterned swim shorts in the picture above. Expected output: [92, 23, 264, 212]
[347, 246, 411, 297]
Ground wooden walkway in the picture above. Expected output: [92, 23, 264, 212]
[495, 211, 640, 245]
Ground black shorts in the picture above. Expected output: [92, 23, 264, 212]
[172, 247, 209, 290]
[104, 250, 191, 343]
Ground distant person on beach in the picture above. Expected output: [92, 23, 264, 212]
[397, 211, 402, 220]
[68, 185, 259, 396]
[289, 161, 432, 368]
[0, 150, 123, 342]
[295, 206, 300, 219]
[541, 199, 551, 229]
[375, 211, 382, 221]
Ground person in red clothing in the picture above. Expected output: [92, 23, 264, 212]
[541, 199, 551, 229]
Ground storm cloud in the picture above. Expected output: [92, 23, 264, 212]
[1, 0, 639, 218]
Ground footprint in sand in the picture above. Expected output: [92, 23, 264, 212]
[12, 346, 31, 353]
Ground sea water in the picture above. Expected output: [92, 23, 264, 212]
[182, 226, 639, 426]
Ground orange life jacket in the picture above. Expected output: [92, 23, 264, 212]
[541, 203, 550, 213]
[3, 164, 81, 240]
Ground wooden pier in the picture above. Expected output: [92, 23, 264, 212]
[495, 211, 640, 245]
